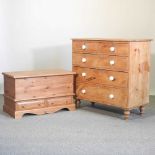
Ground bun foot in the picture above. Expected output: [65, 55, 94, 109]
[124, 110, 130, 120]
[76, 99, 81, 108]
[91, 102, 95, 106]
[139, 106, 145, 115]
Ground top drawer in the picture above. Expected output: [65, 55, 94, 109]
[72, 40, 129, 56]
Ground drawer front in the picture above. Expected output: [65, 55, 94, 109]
[46, 96, 73, 107]
[73, 53, 128, 71]
[100, 42, 129, 56]
[16, 99, 45, 111]
[73, 41, 129, 56]
[76, 84, 128, 108]
[16, 97, 73, 111]
[73, 40, 99, 53]
[15, 75, 74, 100]
[73, 67, 128, 87]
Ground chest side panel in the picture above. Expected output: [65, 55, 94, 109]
[128, 42, 150, 108]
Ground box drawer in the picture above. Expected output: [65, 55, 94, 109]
[16, 99, 45, 111]
[73, 53, 128, 71]
[46, 96, 73, 107]
[73, 67, 128, 87]
[76, 84, 128, 108]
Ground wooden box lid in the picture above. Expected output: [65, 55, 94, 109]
[2, 69, 76, 79]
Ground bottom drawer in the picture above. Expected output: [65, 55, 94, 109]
[76, 85, 128, 108]
[16, 96, 73, 111]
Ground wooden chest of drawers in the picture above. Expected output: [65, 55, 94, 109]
[3, 69, 76, 119]
[72, 38, 151, 119]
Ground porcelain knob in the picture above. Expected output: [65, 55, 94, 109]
[110, 47, 115, 52]
[82, 72, 86, 77]
[82, 44, 87, 50]
[81, 89, 86, 94]
[109, 94, 114, 99]
[109, 76, 115, 81]
[82, 58, 87, 63]
[109, 60, 115, 65]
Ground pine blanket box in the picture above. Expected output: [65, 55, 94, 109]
[72, 38, 151, 119]
[3, 69, 76, 119]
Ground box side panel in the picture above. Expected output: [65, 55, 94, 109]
[4, 76, 15, 99]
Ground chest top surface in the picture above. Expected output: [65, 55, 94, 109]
[72, 38, 152, 42]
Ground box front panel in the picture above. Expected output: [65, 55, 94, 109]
[15, 75, 74, 100]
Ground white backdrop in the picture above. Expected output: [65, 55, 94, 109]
[0, 0, 154, 94]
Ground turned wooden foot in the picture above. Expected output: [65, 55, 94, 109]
[139, 106, 145, 115]
[124, 110, 130, 120]
[76, 99, 81, 108]
[91, 102, 95, 106]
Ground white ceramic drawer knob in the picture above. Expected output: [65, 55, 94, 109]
[109, 94, 114, 99]
[81, 89, 86, 94]
[109, 76, 115, 81]
[109, 60, 115, 65]
[110, 47, 115, 52]
[82, 72, 86, 77]
[82, 58, 87, 63]
[82, 44, 87, 50]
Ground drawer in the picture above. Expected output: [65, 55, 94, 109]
[73, 53, 128, 71]
[73, 40, 100, 53]
[73, 41, 129, 56]
[46, 96, 73, 107]
[15, 75, 74, 100]
[16, 99, 45, 111]
[100, 42, 129, 56]
[73, 67, 128, 87]
[76, 84, 128, 108]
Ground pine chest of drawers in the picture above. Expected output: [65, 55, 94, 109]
[72, 38, 151, 119]
[3, 69, 76, 119]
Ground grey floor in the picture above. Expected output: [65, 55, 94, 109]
[0, 95, 155, 155]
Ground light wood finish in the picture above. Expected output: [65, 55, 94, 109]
[73, 53, 129, 71]
[72, 39, 151, 119]
[76, 84, 128, 108]
[73, 40, 129, 56]
[3, 104, 75, 119]
[3, 69, 76, 119]
[72, 38, 152, 42]
[128, 42, 150, 108]
[2, 69, 76, 78]
[73, 66, 128, 87]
